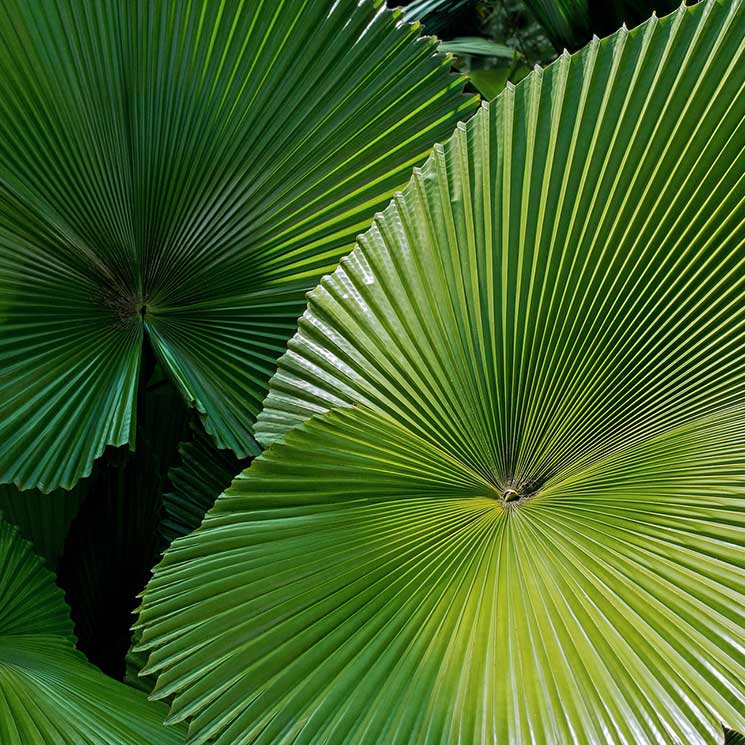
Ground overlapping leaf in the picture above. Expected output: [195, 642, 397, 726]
[0, 0, 476, 492]
[258, 0, 745, 462]
[56, 364, 190, 677]
[0, 518, 183, 743]
[139, 404, 745, 744]
[138, 2, 745, 742]
[0, 483, 84, 568]
[124, 421, 246, 695]
[161, 425, 246, 544]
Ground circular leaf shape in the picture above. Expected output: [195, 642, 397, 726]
[0, 0, 475, 492]
[139, 405, 745, 744]
[258, 1, 745, 455]
[141, 2, 745, 742]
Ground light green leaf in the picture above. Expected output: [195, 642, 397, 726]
[0, 0, 477, 492]
[138, 403, 745, 744]
[0, 519, 183, 744]
[258, 0, 745, 457]
[438, 37, 516, 59]
[192, 0, 745, 740]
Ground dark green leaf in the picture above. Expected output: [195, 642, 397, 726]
[0, 0, 477, 492]
[57, 364, 190, 678]
[0, 519, 183, 743]
[162, 425, 247, 544]
[522, 0, 593, 49]
[0, 483, 84, 568]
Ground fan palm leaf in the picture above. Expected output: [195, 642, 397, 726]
[0, 0, 476, 492]
[0, 518, 184, 743]
[258, 1, 745, 454]
[142, 403, 745, 743]
[139, 2, 745, 742]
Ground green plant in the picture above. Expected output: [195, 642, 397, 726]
[421, 0, 688, 99]
[0, 519, 184, 742]
[0, 0, 475, 494]
[0, 0, 476, 735]
[1, 0, 743, 742]
[139, 2, 745, 742]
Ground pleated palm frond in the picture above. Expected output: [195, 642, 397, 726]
[0, 518, 184, 744]
[137, 2, 745, 742]
[161, 425, 246, 544]
[0, 0, 476, 493]
[0, 361, 185, 572]
[141, 403, 745, 744]
[0, 482, 85, 568]
[257, 0, 745, 455]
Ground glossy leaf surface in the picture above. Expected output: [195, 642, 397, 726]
[142, 2, 745, 742]
[141, 404, 745, 744]
[0, 519, 183, 744]
[0, 0, 475, 492]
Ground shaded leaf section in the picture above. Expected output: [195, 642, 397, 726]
[0, 482, 84, 568]
[57, 364, 190, 679]
[523, 0, 681, 50]
[0, 519, 183, 743]
[162, 425, 248, 544]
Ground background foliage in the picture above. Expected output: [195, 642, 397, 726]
[405, 0, 687, 96]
